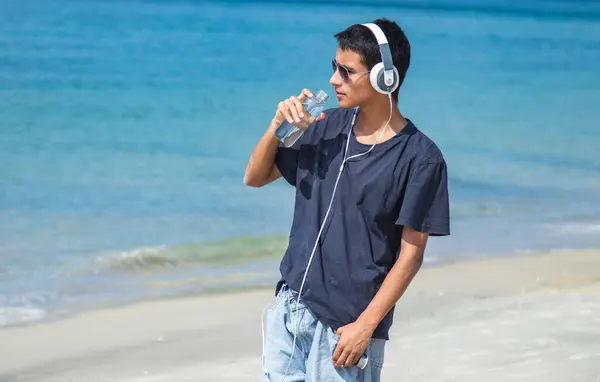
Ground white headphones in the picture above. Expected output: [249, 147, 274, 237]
[361, 23, 400, 95]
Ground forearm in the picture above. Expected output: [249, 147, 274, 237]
[357, 246, 424, 331]
[243, 119, 281, 187]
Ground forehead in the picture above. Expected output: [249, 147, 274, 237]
[335, 47, 368, 71]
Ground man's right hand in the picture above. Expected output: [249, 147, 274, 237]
[272, 88, 326, 132]
[244, 88, 326, 188]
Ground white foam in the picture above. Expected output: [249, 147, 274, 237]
[0, 306, 46, 327]
[92, 245, 170, 273]
[557, 222, 600, 234]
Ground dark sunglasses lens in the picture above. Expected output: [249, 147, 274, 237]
[340, 66, 349, 81]
[332, 60, 349, 81]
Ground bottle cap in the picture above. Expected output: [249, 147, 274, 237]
[314, 89, 329, 103]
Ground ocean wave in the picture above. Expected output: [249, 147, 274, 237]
[90, 234, 288, 274]
[556, 222, 600, 235]
[0, 306, 46, 327]
[0, 291, 52, 327]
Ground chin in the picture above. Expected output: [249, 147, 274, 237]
[337, 98, 358, 109]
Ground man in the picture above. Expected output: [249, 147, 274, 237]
[244, 18, 450, 382]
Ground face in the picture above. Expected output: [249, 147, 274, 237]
[329, 47, 376, 108]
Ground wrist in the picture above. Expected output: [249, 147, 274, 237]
[357, 312, 380, 333]
[270, 116, 283, 129]
[268, 118, 281, 135]
[266, 120, 282, 144]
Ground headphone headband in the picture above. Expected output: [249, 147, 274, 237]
[361, 22, 398, 92]
[361, 23, 394, 73]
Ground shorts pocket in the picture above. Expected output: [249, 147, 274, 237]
[327, 327, 386, 371]
[267, 286, 286, 312]
[326, 325, 340, 343]
[287, 291, 307, 313]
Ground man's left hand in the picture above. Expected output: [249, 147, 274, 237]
[331, 320, 375, 368]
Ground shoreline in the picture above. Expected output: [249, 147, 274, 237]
[1, 248, 599, 381]
[2, 243, 595, 331]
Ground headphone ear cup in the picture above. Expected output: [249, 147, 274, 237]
[369, 63, 400, 94]
[389, 66, 400, 93]
[369, 62, 386, 94]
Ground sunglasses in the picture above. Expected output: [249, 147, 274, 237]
[332, 60, 370, 82]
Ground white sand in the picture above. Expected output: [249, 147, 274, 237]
[1, 250, 599, 381]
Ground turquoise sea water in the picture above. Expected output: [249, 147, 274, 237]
[1, 0, 599, 326]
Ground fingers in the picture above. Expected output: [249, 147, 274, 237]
[275, 89, 324, 127]
[335, 347, 353, 368]
[344, 351, 360, 368]
[334, 347, 362, 368]
[331, 326, 344, 366]
[277, 96, 304, 124]
[332, 343, 343, 365]
[297, 88, 314, 101]
[287, 96, 305, 122]
[276, 101, 293, 124]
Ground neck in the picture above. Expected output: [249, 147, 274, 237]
[354, 95, 406, 137]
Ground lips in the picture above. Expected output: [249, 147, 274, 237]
[336, 91, 345, 99]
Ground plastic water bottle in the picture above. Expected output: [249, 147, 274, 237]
[274, 90, 329, 147]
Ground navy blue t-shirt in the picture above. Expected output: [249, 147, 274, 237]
[274, 107, 450, 340]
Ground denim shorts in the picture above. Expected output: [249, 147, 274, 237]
[262, 284, 386, 381]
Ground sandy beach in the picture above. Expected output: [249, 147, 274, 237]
[1, 249, 599, 382]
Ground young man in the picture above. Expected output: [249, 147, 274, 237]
[244, 18, 450, 382]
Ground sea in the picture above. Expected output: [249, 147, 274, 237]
[1, 0, 599, 327]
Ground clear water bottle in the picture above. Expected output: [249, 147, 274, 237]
[274, 90, 329, 147]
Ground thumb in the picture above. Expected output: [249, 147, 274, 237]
[315, 112, 326, 122]
[336, 326, 345, 335]
[297, 88, 314, 102]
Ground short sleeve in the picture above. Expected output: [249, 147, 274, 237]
[396, 160, 450, 236]
[274, 143, 299, 187]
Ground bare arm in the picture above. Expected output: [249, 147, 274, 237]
[243, 119, 284, 187]
[356, 225, 428, 329]
[243, 88, 324, 188]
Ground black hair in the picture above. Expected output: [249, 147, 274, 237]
[334, 18, 411, 101]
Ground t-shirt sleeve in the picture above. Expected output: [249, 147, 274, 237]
[274, 142, 299, 187]
[273, 108, 342, 188]
[396, 159, 450, 236]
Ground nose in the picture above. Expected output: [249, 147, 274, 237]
[330, 69, 342, 87]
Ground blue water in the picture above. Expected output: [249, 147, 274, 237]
[1, 0, 600, 326]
